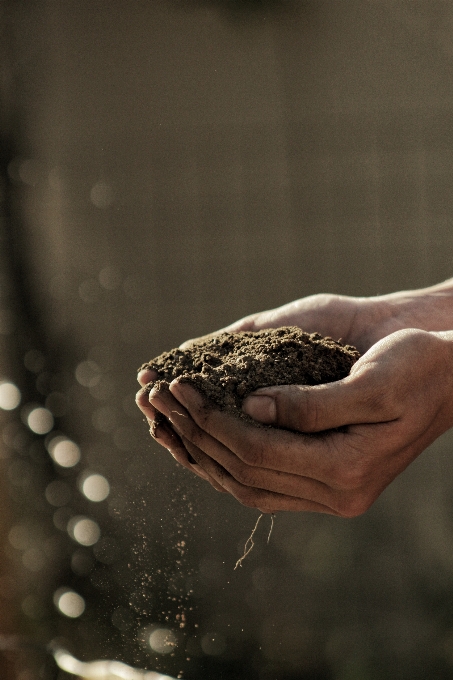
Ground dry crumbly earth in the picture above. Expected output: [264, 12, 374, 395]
[139, 327, 360, 423]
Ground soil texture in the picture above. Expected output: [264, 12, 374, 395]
[140, 327, 360, 418]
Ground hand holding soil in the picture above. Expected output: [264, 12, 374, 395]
[137, 280, 453, 514]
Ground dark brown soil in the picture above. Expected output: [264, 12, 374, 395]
[139, 327, 360, 418]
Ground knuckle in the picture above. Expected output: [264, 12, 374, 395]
[237, 441, 265, 467]
[231, 465, 260, 488]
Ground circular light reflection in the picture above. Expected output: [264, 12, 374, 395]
[75, 360, 101, 387]
[90, 181, 113, 209]
[98, 266, 121, 290]
[8, 524, 32, 551]
[45, 480, 72, 507]
[27, 407, 54, 434]
[54, 589, 85, 618]
[149, 629, 178, 655]
[0, 382, 21, 410]
[48, 436, 81, 467]
[82, 474, 110, 502]
[22, 548, 46, 572]
[68, 516, 101, 546]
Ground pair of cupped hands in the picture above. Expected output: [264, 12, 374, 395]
[136, 288, 453, 517]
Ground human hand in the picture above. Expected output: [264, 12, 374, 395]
[135, 293, 366, 479]
[143, 329, 453, 515]
[178, 293, 380, 355]
[135, 292, 393, 457]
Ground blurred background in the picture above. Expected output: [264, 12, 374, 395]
[2, 0, 453, 678]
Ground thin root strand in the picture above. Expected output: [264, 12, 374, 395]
[234, 513, 276, 570]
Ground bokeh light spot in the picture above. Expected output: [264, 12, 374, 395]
[82, 474, 110, 502]
[45, 480, 72, 507]
[75, 360, 101, 387]
[98, 265, 121, 290]
[68, 516, 101, 546]
[8, 524, 32, 551]
[149, 629, 178, 655]
[27, 407, 54, 434]
[54, 589, 85, 618]
[90, 180, 113, 208]
[0, 382, 21, 410]
[22, 547, 46, 572]
[48, 437, 81, 467]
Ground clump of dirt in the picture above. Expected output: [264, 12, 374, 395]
[139, 327, 360, 416]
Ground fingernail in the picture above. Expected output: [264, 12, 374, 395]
[242, 395, 276, 423]
[137, 369, 153, 384]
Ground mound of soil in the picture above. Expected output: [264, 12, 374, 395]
[139, 327, 360, 417]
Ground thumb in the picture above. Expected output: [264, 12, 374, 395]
[242, 376, 391, 432]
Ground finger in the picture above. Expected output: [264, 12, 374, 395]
[179, 332, 223, 350]
[137, 368, 158, 387]
[168, 380, 347, 484]
[181, 435, 338, 515]
[152, 417, 221, 486]
[168, 380, 403, 506]
[242, 370, 399, 433]
[181, 420, 336, 507]
[136, 386, 158, 421]
[148, 380, 220, 472]
[151, 417, 191, 466]
[141, 381, 223, 487]
[148, 381, 193, 428]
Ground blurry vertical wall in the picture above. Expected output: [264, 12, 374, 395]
[2, 1, 453, 679]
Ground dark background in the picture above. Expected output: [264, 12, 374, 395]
[2, 1, 453, 678]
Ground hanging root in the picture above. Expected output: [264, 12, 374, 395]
[267, 513, 275, 544]
[234, 513, 276, 570]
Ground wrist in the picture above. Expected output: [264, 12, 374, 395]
[350, 278, 453, 350]
[380, 278, 453, 332]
